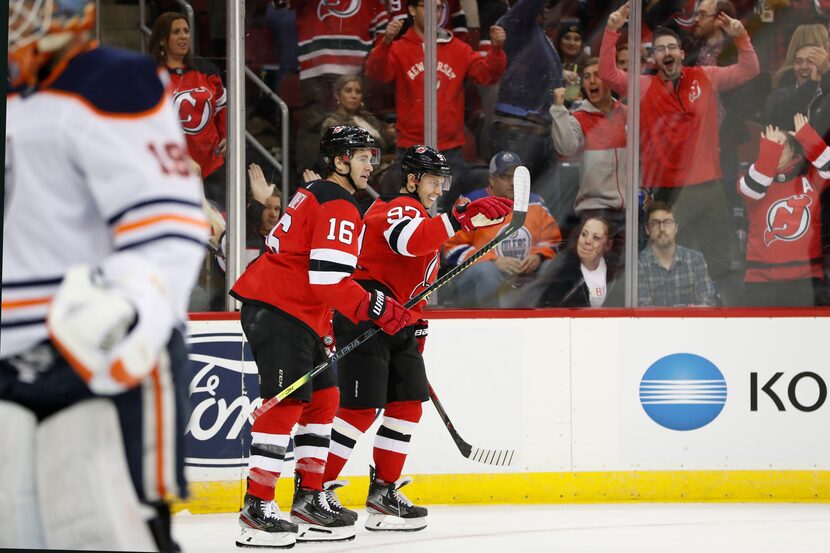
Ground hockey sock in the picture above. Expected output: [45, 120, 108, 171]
[246, 399, 303, 501]
[322, 406, 377, 483]
[373, 401, 422, 484]
[294, 386, 339, 491]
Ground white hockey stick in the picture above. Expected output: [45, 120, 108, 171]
[251, 167, 532, 423]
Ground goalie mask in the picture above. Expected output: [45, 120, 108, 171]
[8, 0, 96, 88]
[401, 145, 453, 192]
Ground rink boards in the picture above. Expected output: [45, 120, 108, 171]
[177, 310, 830, 513]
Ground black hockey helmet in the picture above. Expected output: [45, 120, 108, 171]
[319, 125, 380, 173]
[400, 144, 453, 191]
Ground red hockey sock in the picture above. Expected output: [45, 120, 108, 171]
[246, 399, 303, 501]
[373, 401, 422, 484]
[322, 406, 377, 483]
[294, 386, 339, 491]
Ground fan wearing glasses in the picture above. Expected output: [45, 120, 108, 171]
[638, 201, 718, 307]
[599, 1, 759, 295]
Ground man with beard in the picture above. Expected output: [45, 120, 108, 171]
[638, 202, 717, 306]
[599, 2, 759, 301]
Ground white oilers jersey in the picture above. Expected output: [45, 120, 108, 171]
[2, 45, 209, 359]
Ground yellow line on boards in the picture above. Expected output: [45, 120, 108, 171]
[172, 471, 830, 514]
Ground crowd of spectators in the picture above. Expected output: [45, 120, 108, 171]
[145, 0, 830, 310]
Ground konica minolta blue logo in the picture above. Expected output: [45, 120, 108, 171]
[639, 353, 727, 431]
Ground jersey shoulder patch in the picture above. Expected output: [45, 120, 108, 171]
[304, 179, 361, 211]
[49, 46, 165, 115]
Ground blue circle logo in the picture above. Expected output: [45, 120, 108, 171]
[639, 353, 727, 431]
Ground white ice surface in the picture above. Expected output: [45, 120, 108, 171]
[174, 503, 830, 553]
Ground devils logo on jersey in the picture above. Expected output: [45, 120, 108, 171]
[173, 87, 214, 134]
[688, 80, 701, 103]
[763, 194, 812, 246]
[318, 0, 361, 20]
[408, 253, 440, 299]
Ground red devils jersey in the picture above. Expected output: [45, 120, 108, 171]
[738, 124, 830, 282]
[231, 180, 370, 338]
[168, 66, 227, 177]
[354, 193, 457, 316]
[365, 28, 506, 150]
[294, 0, 389, 80]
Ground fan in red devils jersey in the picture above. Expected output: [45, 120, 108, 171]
[320, 145, 512, 533]
[229, 126, 414, 548]
[150, 12, 227, 201]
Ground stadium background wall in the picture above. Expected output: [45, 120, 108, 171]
[176, 310, 830, 513]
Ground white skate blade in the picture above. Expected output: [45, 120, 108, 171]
[364, 512, 428, 532]
[292, 521, 356, 542]
[236, 525, 296, 549]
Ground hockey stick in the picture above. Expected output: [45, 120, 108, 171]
[428, 384, 516, 466]
[251, 166, 531, 422]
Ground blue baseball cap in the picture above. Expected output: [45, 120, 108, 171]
[489, 151, 523, 176]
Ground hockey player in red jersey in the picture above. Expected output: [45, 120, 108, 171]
[230, 126, 415, 547]
[320, 145, 513, 532]
[738, 114, 830, 306]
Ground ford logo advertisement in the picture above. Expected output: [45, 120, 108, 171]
[185, 331, 294, 467]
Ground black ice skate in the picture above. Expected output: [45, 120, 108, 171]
[323, 480, 359, 522]
[290, 484, 356, 542]
[236, 493, 298, 549]
[364, 466, 428, 532]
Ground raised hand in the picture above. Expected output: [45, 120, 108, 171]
[302, 168, 321, 183]
[490, 25, 506, 48]
[552, 87, 566, 106]
[607, 2, 630, 32]
[808, 46, 830, 79]
[716, 12, 747, 38]
[793, 113, 809, 134]
[762, 125, 786, 145]
[385, 19, 404, 44]
[248, 162, 275, 203]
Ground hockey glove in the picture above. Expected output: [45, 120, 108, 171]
[413, 319, 428, 354]
[47, 265, 166, 395]
[358, 290, 414, 335]
[452, 197, 513, 232]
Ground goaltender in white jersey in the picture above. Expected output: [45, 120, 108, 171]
[1, 1, 208, 551]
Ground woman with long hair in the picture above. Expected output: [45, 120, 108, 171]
[150, 12, 227, 190]
[528, 215, 624, 308]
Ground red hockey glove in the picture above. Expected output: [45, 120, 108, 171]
[413, 319, 428, 354]
[452, 197, 513, 232]
[358, 290, 414, 335]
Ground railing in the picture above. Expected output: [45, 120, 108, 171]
[244, 67, 290, 203]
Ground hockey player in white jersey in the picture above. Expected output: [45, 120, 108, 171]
[2, 1, 209, 550]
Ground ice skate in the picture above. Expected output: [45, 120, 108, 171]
[323, 480, 359, 522]
[364, 466, 428, 532]
[236, 493, 297, 549]
[290, 484, 356, 542]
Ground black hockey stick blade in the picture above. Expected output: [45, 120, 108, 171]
[429, 385, 517, 466]
[252, 167, 532, 421]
